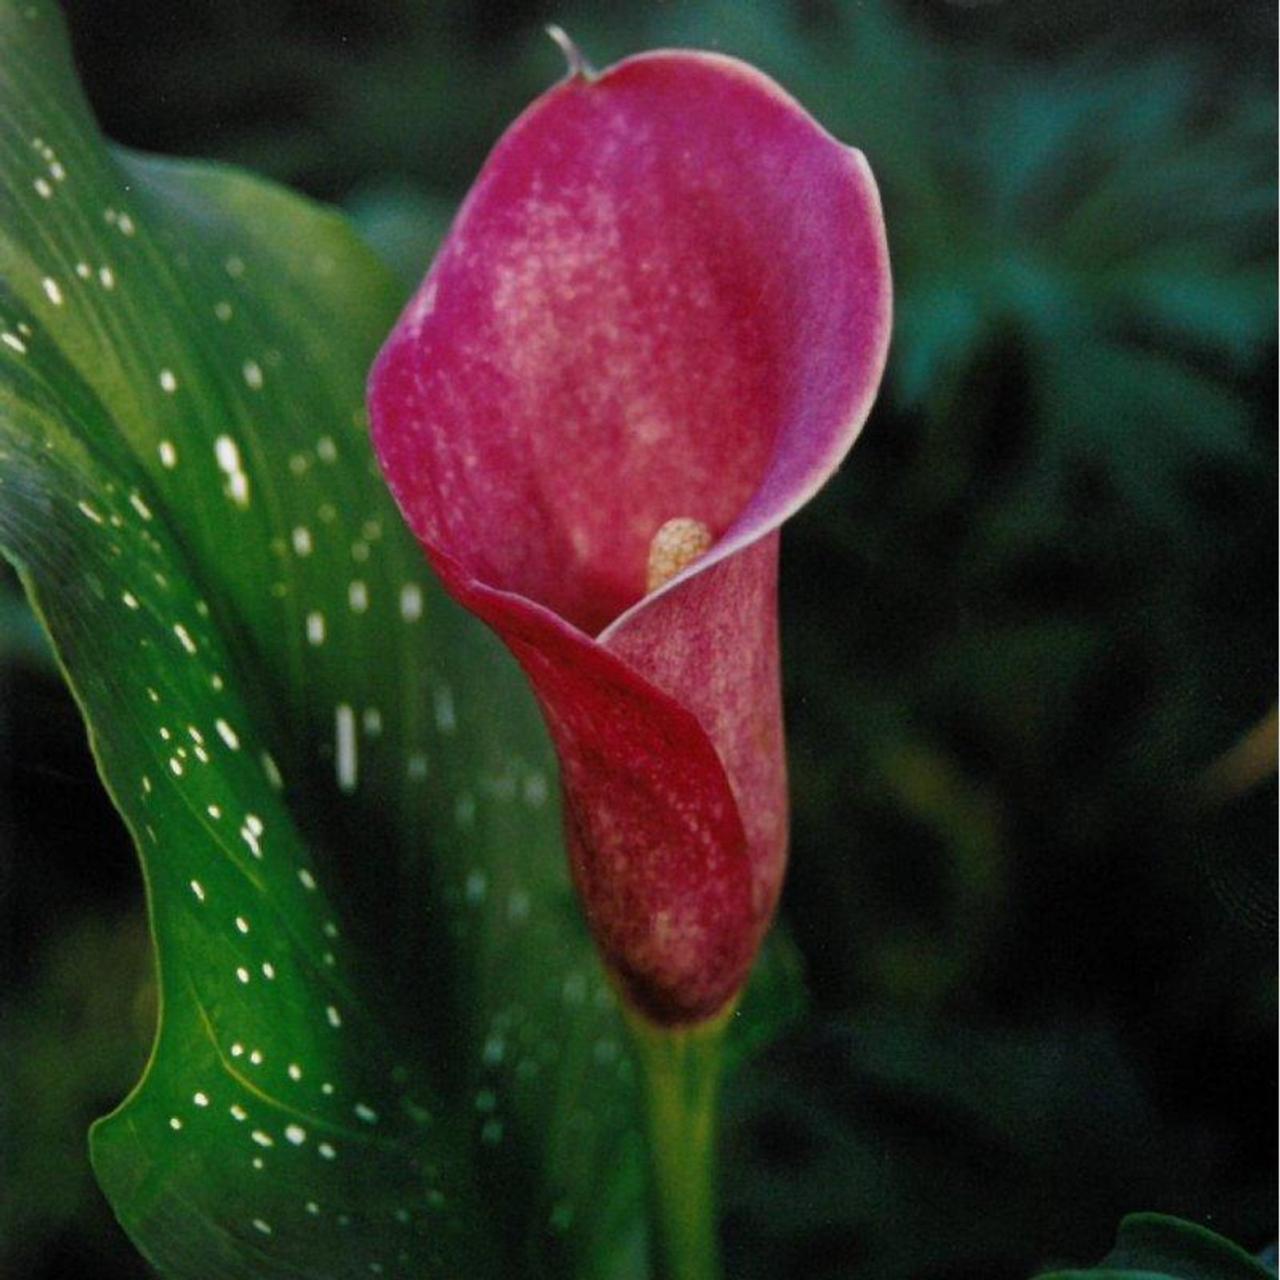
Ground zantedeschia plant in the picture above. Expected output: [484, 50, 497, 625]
[0, 6, 886, 1279]
[371, 39, 892, 1028]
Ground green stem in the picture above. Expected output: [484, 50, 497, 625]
[625, 1005, 733, 1280]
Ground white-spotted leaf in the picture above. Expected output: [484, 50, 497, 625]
[0, 4, 803, 1276]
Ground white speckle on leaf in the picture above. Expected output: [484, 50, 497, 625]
[42, 277, 63, 306]
[261, 752, 283, 789]
[158, 368, 177, 394]
[335, 703, 357, 792]
[158, 440, 178, 469]
[433, 686, 456, 734]
[239, 822, 262, 858]
[399, 584, 423, 621]
[455, 795, 477, 829]
[214, 435, 251, 508]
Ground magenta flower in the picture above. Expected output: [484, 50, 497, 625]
[369, 45, 891, 1026]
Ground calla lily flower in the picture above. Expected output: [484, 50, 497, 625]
[369, 43, 891, 1026]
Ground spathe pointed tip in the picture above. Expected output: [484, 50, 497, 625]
[546, 25, 595, 80]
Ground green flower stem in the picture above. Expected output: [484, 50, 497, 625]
[624, 1003, 734, 1280]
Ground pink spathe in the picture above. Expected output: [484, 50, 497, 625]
[369, 46, 891, 1025]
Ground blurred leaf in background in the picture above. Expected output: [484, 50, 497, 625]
[2, 1, 1274, 1277]
[1033, 1211, 1277, 1280]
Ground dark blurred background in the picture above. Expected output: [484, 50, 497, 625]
[1, 2, 1275, 1278]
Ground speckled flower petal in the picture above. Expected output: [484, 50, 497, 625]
[371, 48, 891, 1023]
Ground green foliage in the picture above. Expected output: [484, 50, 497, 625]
[717, 1013, 1274, 1280]
[0, 3, 798, 1276]
[1034, 1212, 1276, 1280]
